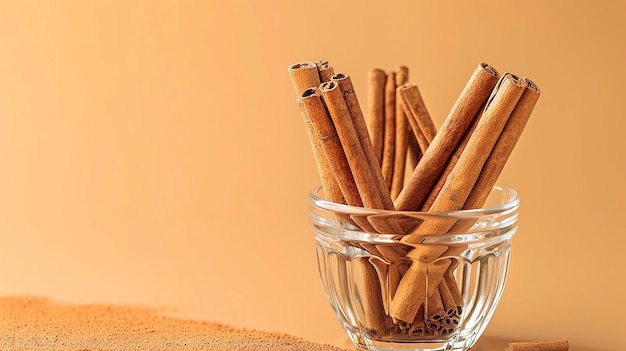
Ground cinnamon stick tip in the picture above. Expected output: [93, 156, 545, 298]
[479, 62, 499, 77]
[330, 73, 348, 80]
[395, 65, 409, 77]
[288, 61, 317, 71]
[300, 87, 320, 98]
[524, 78, 541, 93]
[316, 60, 330, 68]
[319, 80, 338, 91]
[369, 68, 386, 76]
[502, 72, 526, 87]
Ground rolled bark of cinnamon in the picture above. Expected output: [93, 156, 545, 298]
[392, 73, 527, 325]
[353, 257, 388, 337]
[331, 73, 395, 211]
[367, 68, 387, 165]
[420, 105, 483, 211]
[404, 72, 527, 245]
[391, 67, 410, 200]
[299, 87, 362, 206]
[320, 78, 406, 259]
[406, 131, 421, 171]
[463, 78, 541, 209]
[395, 63, 500, 211]
[299, 87, 376, 233]
[288, 62, 344, 204]
[426, 73, 526, 213]
[320, 81, 401, 235]
[316, 60, 335, 82]
[505, 339, 569, 351]
[390, 258, 449, 324]
[399, 83, 437, 154]
[381, 71, 397, 190]
[320, 81, 388, 211]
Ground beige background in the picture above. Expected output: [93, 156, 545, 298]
[0, 1, 624, 350]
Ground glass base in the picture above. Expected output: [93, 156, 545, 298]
[347, 332, 476, 351]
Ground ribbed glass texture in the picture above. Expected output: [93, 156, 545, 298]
[309, 186, 519, 351]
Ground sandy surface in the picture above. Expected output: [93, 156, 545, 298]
[0, 296, 351, 351]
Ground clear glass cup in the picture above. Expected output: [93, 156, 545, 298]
[309, 186, 519, 351]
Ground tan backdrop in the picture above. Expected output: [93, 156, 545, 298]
[1, 1, 624, 350]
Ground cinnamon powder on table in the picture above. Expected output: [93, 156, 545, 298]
[0, 296, 350, 351]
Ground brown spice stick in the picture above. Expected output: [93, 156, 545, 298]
[367, 68, 387, 164]
[406, 131, 421, 171]
[443, 263, 463, 316]
[331, 73, 395, 211]
[408, 305, 426, 336]
[321, 80, 386, 210]
[427, 73, 526, 213]
[464, 78, 541, 209]
[425, 289, 444, 329]
[399, 83, 437, 153]
[390, 260, 427, 323]
[438, 271, 459, 317]
[299, 87, 376, 233]
[395, 63, 500, 211]
[391, 67, 410, 200]
[368, 257, 390, 315]
[354, 257, 388, 337]
[288, 62, 344, 203]
[299, 87, 362, 206]
[393, 74, 526, 324]
[288, 61, 321, 93]
[420, 104, 483, 211]
[390, 259, 449, 323]
[381, 71, 397, 190]
[506, 339, 569, 351]
[316, 60, 335, 82]
[403, 73, 526, 249]
[320, 81, 401, 235]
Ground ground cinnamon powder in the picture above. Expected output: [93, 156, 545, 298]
[0, 296, 349, 351]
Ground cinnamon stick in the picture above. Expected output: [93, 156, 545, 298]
[426, 73, 526, 213]
[391, 66, 410, 200]
[321, 80, 387, 210]
[402, 73, 526, 250]
[316, 60, 335, 82]
[395, 63, 500, 211]
[399, 83, 437, 153]
[404, 73, 526, 246]
[443, 264, 463, 316]
[353, 257, 388, 336]
[288, 61, 320, 93]
[390, 259, 449, 323]
[298, 87, 376, 233]
[288, 62, 343, 203]
[331, 73, 395, 211]
[407, 305, 426, 337]
[392, 73, 527, 325]
[381, 71, 397, 190]
[420, 104, 483, 211]
[367, 68, 387, 164]
[425, 289, 444, 335]
[390, 260, 428, 323]
[505, 339, 569, 351]
[320, 81, 402, 235]
[464, 78, 541, 209]
[406, 131, 421, 171]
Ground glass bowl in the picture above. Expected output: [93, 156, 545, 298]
[309, 186, 519, 351]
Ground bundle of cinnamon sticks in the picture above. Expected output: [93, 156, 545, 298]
[289, 60, 540, 338]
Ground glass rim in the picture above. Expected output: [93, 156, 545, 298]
[308, 185, 520, 217]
